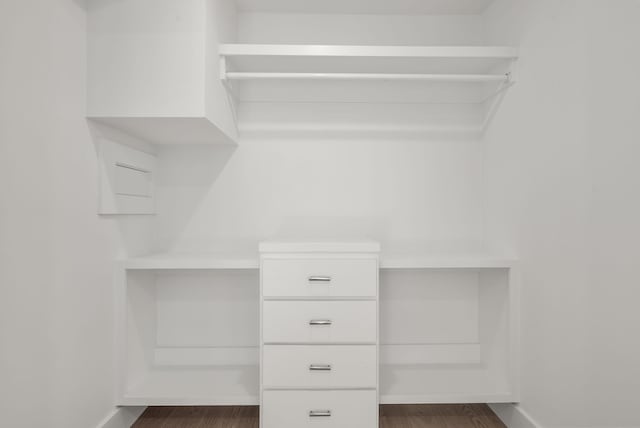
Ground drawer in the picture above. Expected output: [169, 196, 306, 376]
[262, 390, 377, 428]
[263, 301, 377, 344]
[262, 258, 377, 297]
[263, 345, 376, 388]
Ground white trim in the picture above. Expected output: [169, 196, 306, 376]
[96, 406, 146, 428]
[489, 403, 543, 428]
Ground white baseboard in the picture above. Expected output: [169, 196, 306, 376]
[97, 406, 146, 428]
[489, 403, 542, 428]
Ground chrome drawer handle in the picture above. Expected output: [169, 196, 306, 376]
[308, 276, 332, 283]
[309, 319, 332, 326]
[309, 364, 332, 371]
[309, 410, 331, 417]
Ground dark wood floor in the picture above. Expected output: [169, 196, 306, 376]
[132, 404, 506, 428]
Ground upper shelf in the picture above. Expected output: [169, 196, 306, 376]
[220, 44, 517, 85]
[220, 44, 518, 135]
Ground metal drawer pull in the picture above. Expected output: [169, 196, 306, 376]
[309, 364, 332, 371]
[308, 276, 332, 282]
[309, 319, 332, 326]
[309, 410, 332, 417]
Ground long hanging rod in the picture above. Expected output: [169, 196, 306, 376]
[224, 71, 509, 83]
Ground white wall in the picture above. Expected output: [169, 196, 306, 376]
[0, 1, 151, 427]
[484, 1, 640, 427]
[237, 12, 485, 45]
[154, 138, 485, 255]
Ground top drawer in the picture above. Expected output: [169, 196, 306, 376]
[262, 258, 377, 297]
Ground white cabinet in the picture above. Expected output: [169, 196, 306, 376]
[87, 0, 237, 145]
[259, 242, 380, 428]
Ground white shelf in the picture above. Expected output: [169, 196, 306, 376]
[123, 252, 259, 270]
[220, 44, 518, 60]
[380, 364, 514, 404]
[122, 251, 515, 270]
[220, 44, 518, 136]
[220, 44, 517, 86]
[380, 253, 517, 269]
[121, 366, 259, 406]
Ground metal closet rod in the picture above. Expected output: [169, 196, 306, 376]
[224, 71, 510, 83]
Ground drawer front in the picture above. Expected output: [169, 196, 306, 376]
[263, 301, 377, 344]
[262, 390, 377, 428]
[263, 345, 376, 388]
[262, 258, 377, 297]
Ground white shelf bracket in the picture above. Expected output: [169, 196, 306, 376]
[219, 55, 239, 131]
[481, 59, 518, 134]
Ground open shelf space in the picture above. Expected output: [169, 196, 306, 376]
[118, 268, 259, 405]
[379, 267, 518, 403]
[122, 365, 259, 406]
[380, 364, 513, 404]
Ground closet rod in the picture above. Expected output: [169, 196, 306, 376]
[224, 72, 509, 83]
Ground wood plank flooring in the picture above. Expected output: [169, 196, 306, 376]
[132, 404, 506, 428]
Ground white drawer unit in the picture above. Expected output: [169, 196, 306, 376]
[259, 241, 380, 428]
[263, 345, 377, 388]
[262, 258, 378, 297]
[262, 390, 378, 428]
[262, 300, 377, 344]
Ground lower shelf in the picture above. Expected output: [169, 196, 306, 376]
[379, 364, 514, 404]
[121, 364, 514, 406]
[121, 365, 259, 406]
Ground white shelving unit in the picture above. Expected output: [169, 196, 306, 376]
[117, 250, 518, 406]
[378, 259, 519, 404]
[116, 258, 260, 406]
[220, 44, 518, 82]
[220, 44, 518, 137]
[120, 251, 515, 270]
[87, 0, 238, 146]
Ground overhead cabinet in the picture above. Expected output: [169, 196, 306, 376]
[87, 0, 238, 145]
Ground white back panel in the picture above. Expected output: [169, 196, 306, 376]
[154, 139, 484, 253]
[380, 269, 479, 344]
[155, 270, 259, 347]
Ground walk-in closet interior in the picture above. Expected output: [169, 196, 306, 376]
[3, 1, 640, 427]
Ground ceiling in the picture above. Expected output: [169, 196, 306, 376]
[236, 0, 495, 15]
